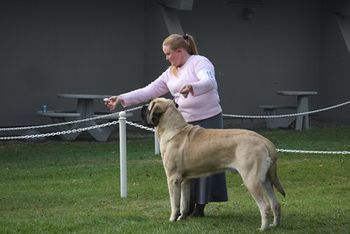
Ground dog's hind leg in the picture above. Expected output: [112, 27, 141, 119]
[263, 179, 281, 227]
[242, 174, 270, 231]
[167, 174, 182, 222]
[177, 179, 191, 221]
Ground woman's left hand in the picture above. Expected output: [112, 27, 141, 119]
[180, 85, 193, 98]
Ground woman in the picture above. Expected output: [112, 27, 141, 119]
[105, 33, 228, 217]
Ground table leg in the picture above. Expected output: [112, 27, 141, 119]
[295, 96, 309, 130]
[264, 109, 277, 129]
[77, 99, 94, 117]
[52, 118, 80, 140]
[88, 121, 116, 142]
[77, 99, 115, 141]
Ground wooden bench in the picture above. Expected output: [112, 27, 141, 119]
[259, 105, 296, 129]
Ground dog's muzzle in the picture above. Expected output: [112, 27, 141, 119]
[141, 104, 153, 127]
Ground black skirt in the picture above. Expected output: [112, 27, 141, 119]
[188, 113, 228, 204]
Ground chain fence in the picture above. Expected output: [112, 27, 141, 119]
[0, 121, 119, 141]
[0, 106, 142, 132]
[0, 100, 349, 155]
[223, 100, 350, 119]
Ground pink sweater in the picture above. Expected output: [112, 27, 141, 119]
[119, 55, 222, 122]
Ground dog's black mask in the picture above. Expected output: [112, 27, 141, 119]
[141, 104, 153, 127]
[141, 104, 163, 127]
[141, 100, 179, 127]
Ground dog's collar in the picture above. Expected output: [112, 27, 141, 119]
[168, 99, 178, 109]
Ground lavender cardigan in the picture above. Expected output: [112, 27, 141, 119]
[119, 55, 222, 122]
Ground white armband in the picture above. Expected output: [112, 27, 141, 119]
[197, 69, 215, 80]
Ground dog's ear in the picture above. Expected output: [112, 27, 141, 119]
[149, 105, 162, 127]
[145, 99, 171, 127]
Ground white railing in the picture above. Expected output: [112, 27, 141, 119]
[119, 111, 127, 198]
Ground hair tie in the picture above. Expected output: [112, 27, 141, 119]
[183, 34, 189, 40]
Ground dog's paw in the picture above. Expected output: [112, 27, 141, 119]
[258, 226, 269, 231]
[269, 223, 280, 228]
[176, 214, 187, 221]
[169, 212, 180, 222]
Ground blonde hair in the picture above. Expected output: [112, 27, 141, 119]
[163, 33, 198, 76]
[163, 33, 198, 55]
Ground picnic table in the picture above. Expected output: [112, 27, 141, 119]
[277, 91, 318, 130]
[37, 94, 128, 141]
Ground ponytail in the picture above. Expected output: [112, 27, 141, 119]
[182, 33, 198, 55]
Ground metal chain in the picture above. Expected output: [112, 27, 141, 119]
[0, 100, 349, 155]
[276, 149, 350, 154]
[1, 100, 349, 131]
[0, 121, 119, 140]
[223, 100, 350, 119]
[0, 106, 143, 132]
[0, 113, 119, 132]
[1, 117, 349, 155]
[126, 121, 155, 132]
[124, 122, 350, 155]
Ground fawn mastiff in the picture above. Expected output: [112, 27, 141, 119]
[141, 98, 285, 231]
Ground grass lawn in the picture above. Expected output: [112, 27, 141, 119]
[0, 126, 350, 233]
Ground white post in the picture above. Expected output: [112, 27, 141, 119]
[119, 111, 127, 198]
[154, 132, 160, 155]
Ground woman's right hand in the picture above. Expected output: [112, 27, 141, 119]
[104, 96, 120, 111]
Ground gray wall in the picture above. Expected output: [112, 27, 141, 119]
[178, 0, 321, 115]
[0, 0, 349, 128]
[144, 0, 349, 123]
[0, 0, 145, 126]
[319, 5, 350, 123]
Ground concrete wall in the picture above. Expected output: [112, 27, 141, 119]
[0, 0, 349, 129]
[177, 0, 321, 115]
[144, 0, 349, 123]
[144, 0, 323, 116]
[319, 1, 350, 123]
[0, 0, 145, 126]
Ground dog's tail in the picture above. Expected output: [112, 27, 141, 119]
[267, 144, 286, 197]
[268, 160, 286, 197]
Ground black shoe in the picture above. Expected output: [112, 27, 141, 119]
[186, 202, 195, 216]
[190, 203, 205, 217]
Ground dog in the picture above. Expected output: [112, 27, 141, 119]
[141, 98, 285, 231]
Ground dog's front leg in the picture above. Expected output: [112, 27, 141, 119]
[177, 179, 191, 221]
[167, 175, 182, 222]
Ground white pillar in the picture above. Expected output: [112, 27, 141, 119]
[119, 111, 127, 198]
[154, 132, 160, 155]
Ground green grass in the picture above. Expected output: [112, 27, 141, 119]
[0, 126, 350, 233]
